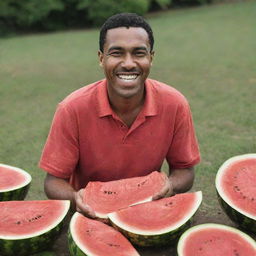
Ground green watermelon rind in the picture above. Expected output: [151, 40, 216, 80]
[0, 200, 70, 256]
[215, 154, 256, 233]
[0, 164, 32, 201]
[111, 218, 192, 247]
[216, 190, 256, 233]
[176, 223, 256, 256]
[68, 229, 87, 256]
[108, 191, 203, 247]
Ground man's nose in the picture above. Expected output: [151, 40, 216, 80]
[121, 54, 136, 70]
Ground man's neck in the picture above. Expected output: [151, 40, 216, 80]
[108, 88, 145, 127]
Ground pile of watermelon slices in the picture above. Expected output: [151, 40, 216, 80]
[1, 154, 256, 256]
[0, 164, 71, 256]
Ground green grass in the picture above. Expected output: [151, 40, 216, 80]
[1, 0, 256, 219]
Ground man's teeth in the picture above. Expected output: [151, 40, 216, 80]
[118, 74, 138, 80]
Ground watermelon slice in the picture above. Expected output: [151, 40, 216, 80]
[68, 212, 139, 256]
[108, 191, 202, 247]
[215, 154, 256, 232]
[83, 171, 168, 218]
[0, 163, 32, 201]
[0, 200, 70, 256]
[177, 223, 256, 256]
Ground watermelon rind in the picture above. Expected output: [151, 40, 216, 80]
[0, 163, 32, 201]
[215, 154, 256, 233]
[0, 200, 70, 256]
[108, 191, 203, 247]
[177, 223, 256, 256]
[68, 212, 140, 256]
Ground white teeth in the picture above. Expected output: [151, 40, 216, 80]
[118, 74, 138, 80]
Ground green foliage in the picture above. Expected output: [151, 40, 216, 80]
[84, 0, 150, 26]
[0, 0, 64, 32]
[150, 0, 172, 11]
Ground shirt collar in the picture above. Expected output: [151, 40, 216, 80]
[97, 79, 158, 118]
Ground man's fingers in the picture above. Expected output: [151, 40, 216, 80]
[75, 189, 96, 218]
[152, 185, 169, 200]
[152, 179, 175, 200]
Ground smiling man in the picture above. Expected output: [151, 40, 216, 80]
[39, 13, 200, 217]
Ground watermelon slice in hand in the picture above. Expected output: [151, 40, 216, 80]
[83, 171, 168, 219]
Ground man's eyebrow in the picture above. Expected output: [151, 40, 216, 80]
[134, 46, 148, 51]
[107, 46, 123, 52]
[107, 46, 149, 53]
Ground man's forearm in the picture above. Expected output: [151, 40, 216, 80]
[44, 173, 76, 203]
[169, 167, 194, 194]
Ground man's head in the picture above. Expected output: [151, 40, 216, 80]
[98, 13, 154, 100]
[99, 13, 154, 53]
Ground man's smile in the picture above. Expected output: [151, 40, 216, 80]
[116, 74, 139, 81]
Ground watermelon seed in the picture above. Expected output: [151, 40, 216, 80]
[107, 243, 120, 247]
[137, 180, 147, 187]
[16, 221, 21, 225]
[104, 191, 117, 194]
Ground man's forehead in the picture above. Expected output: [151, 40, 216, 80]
[105, 27, 150, 47]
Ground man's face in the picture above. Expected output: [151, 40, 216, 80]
[99, 27, 154, 99]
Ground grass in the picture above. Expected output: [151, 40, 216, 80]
[1, 0, 256, 218]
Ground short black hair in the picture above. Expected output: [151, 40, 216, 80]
[99, 13, 154, 52]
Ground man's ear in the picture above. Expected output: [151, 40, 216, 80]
[150, 51, 155, 66]
[98, 50, 103, 67]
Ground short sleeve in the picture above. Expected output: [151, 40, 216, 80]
[39, 103, 79, 178]
[166, 100, 200, 169]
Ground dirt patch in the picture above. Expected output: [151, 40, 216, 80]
[51, 205, 255, 256]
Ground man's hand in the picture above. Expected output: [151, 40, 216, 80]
[73, 189, 96, 219]
[152, 177, 175, 200]
[152, 168, 194, 200]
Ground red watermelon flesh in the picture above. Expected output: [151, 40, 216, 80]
[69, 212, 139, 256]
[177, 224, 256, 256]
[108, 191, 202, 235]
[0, 164, 31, 191]
[0, 200, 70, 238]
[83, 171, 168, 218]
[219, 157, 256, 216]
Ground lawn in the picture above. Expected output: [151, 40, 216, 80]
[0, 0, 255, 236]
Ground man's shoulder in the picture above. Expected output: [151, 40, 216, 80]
[147, 79, 188, 105]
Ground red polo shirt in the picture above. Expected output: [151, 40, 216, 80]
[39, 79, 200, 190]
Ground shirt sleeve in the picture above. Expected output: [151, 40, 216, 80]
[166, 99, 200, 169]
[39, 103, 79, 178]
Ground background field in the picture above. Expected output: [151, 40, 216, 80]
[1, 0, 255, 226]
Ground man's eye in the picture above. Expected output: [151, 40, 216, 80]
[109, 52, 122, 56]
[135, 51, 147, 57]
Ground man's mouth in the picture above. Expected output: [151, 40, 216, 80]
[117, 74, 139, 81]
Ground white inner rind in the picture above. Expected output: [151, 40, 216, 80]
[108, 191, 203, 236]
[0, 200, 70, 240]
[95, 196, 153, 219]
[70, 212, 95, 256]
[0, 164, 32, 192]
[177, 223, 256, 255]
[215, 154, 256, 220]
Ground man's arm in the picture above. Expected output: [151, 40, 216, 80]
[44, 173, 96, 218]
[152, 167, 194, 200]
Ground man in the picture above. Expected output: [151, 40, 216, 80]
[39, 13, 200, 218]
